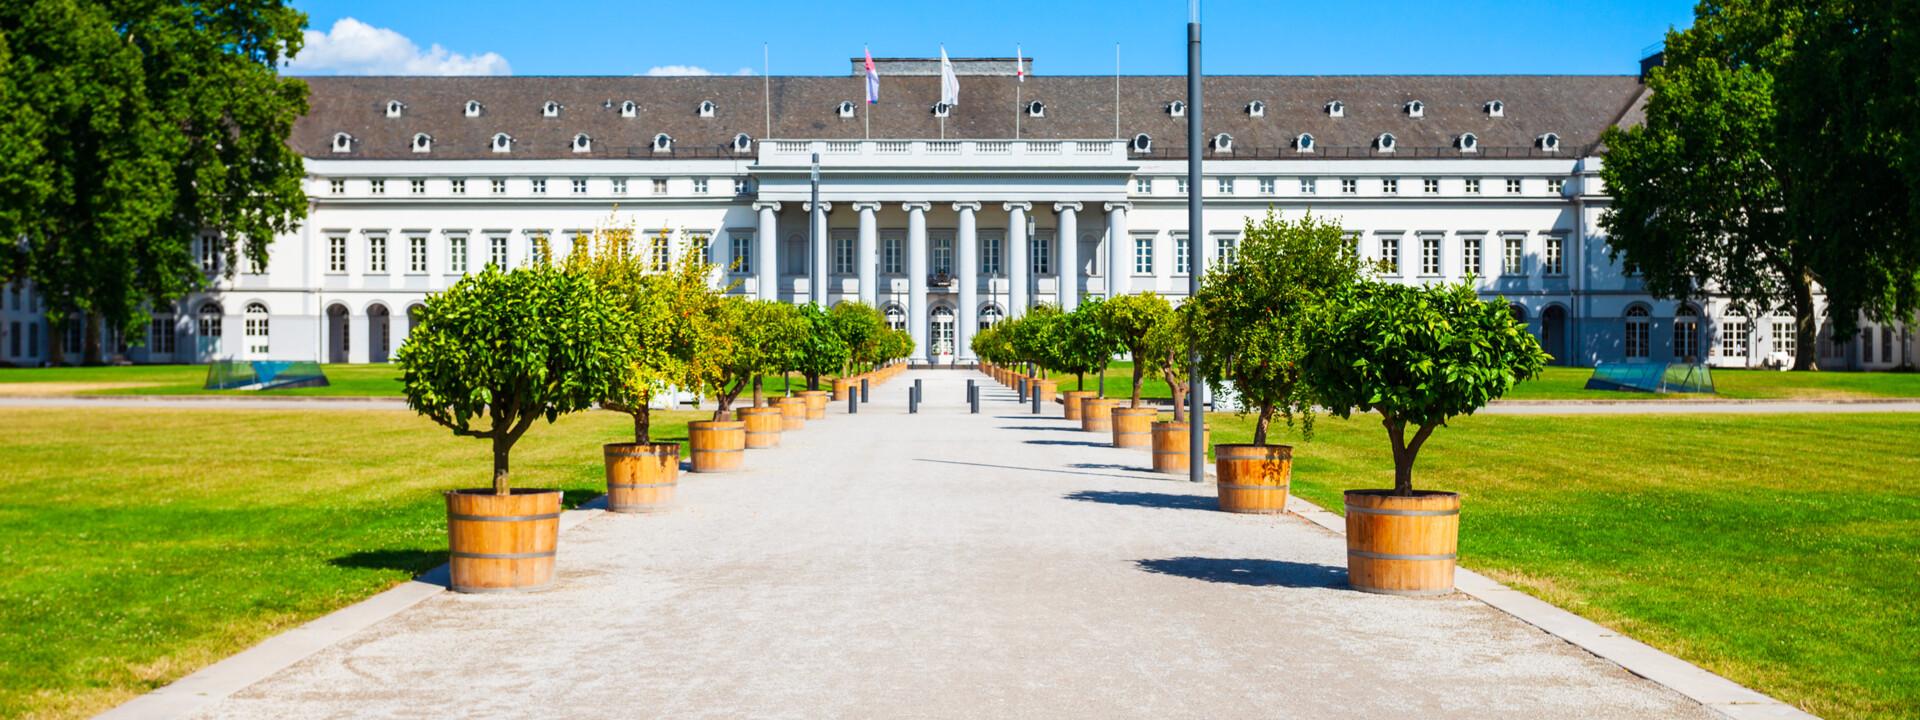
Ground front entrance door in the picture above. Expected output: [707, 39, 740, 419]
[1543, 305, 1567, 366]
[931, 306, 955, 363]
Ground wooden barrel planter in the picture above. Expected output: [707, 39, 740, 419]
[797, 390, 830, 419]
[1345, 490, 1460, 595]
[830, 378, 854, 401]
[1032, 380, 1057, 403]
[771, 397, 807, 430]
[445, 488, 561, 593]
[1150, 421, 1211, 474]
[1079, 398, 1119, 433]
[1110, 407, 1157, 448]
[603, 443, 679, 513]
[1214, 444, 1292, 514]
[688, 420, 746, 473]
[736, 406, 783, 448]
[1062, 391, 1097, 420]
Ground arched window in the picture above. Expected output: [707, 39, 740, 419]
[385, 100, 404, 118]
[930, 306, 956, 359]
[491, 133, 512, 153]
[1376, 133, 1397, 152]
[411, 133, 432, 153]
[198, 302, 223, 338]
[572, 133, 592, 153]
[1131, 134, 1152, 153]
[1027, 101, 1045, 117]
[1325, 100, 1345, 117]
[837, 101, 856, 118]
[465, 100, 483, 117]
[652, 134, 673, 153]
[1538, 133, 1561, 152]
[930, 102, 951, 118]
[732, 133, 753, 152]
[698, 100, 716, 117]
[1625, 305, 1651, 359]
[1457, 133, 1478, 152]
[1674, 305, 1700, 360]
[1295, 133, 1315, 152]
[1509, 304, 1527, 323]
[1721, 306, 1750, 358]
[542, 101, 561, 117]
[978, 304, 1004, 330]
[1210, 133, 1233, 153]
[620, 100, 638, 118]
[1485, 100, 1505, 117]
[245, 303, 269, 355]
[1167, 101, 1186, 117]
[884, 304, 906, 331]
[1246, 100, 1265, 117]
[1405, 100, 1425, 118]
[331, 132, 353, 153]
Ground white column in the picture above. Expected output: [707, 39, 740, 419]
[854, 202, 880, 306]
[1105, 202, 1132, 297]
[1055, 202, 1081, 311]
[955, 201, 980, 360]
[1004, 202, 1031, 316]
[807, 201, 831, 306]
[904, 202, 931, 362]
[754, 202, 780, 300]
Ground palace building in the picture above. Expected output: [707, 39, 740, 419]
[2, 57, 1912, 369]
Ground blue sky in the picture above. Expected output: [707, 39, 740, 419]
[284, 0, 1698, 77]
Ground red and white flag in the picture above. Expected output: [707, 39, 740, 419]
[865, 46, 879, 103]
[1017, 45, 1024, 82]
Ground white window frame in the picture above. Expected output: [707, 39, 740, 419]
[1342, 178, 1357, 195]
[327, 237, 346, 273]
[572, 178, 587, 194]
[451, 179, 466, 194]
[1133, 236, 1154, 275]
[1544, 237, 1566, 276]
[1175, 235, 1190, 275]
[1503, 236, 1525, 276]
[449, 235, 468, 274]
[1379, 235, 1401, 274]
[693, 178, 709, 194]
[981, 233, 1003, 276]
[1423, 178, 1439, 194]
[731, 233, 753, 274]
[1462, 237, 1483, 277]
[1420, 236, 1440, 275]
[1259, 177, 1276, 195]
[1506, 178, 1522, 194]
[408, 236, 427, 273]
[1383, 178, 1399, 195]
[653, 178, 668, 195]
[489, 236, 508, 268]
[491, 179, 506, 194]
[367, 235, 388, 273]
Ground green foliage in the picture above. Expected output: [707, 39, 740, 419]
[1190, 209, 1365, 444]
[1299, 280, 1549, 494]
[705, 298, 807, 418]
[395, 265, 635, 493]
[1056, 299, 1121, 391]
[1003, 303, 1066, 375]
[828, 300, 889, 374]
[1100, 292, 1172, 407]
[0, 0, 310, 362]
[786, 303, 848, 389]
[877, 327, 915, 363]
[1145, 302, 1194, 421]
[969, 325, 1008, 365]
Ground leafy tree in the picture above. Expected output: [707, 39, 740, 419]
[878, 327, 915, 366]
[969, 324, 1005, 365]
[0, 0, 309, 364]
[1100, 292, 1172, 408]
[785, 303, 848, 391]
[565, 224, 720, 443]
[397, 264, 635, 494]
[1007, 303, 1066, 379]
[706, 298, 806, 419]
[1191, 210, 1364, 445]
[1144, 302, 1194, 423]
[829, 300, 888, 375]
[1057, 299, 1120, 396]
[1300, 280, 1549, 496]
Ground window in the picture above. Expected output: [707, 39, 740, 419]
[1133, 236, 1153, 275]
[531, 179, 546, 194]
[1176, 177, 1188, 195]
[653, 179, 668, 195]
[27, 322, 37, 357]
[1423, 178, 1439, 194]
[491, 179, 506, 194]
[1421, 236, 1440, 275]
[149, 315, 175, 354]
[370, 179, 385, 194]
[1721, 310, 1749, 357]
[1379, 236, 1400, 273]
[612, 179, 627, 195]
[731, 233, 753, 274]
[882, 234, 903, 274]
[330, 179, 344, 194]
[1217, 177, 1233, 195]
[449, 235, 468, 274]
[199, 237, 219, 272]
[1175, 235, 1190, 275]
[411, 179, 425, 194]
[1503, 237, 1524, 275]
[1626, 306, 1650, 358]
[694, 178, 709, 194]
[692, 234, 712, 266]
[1216, 235, 1237, 267]
[885, 306, 906, 331]
[834, 233, 855, 274]
[328, 237, 346, 272]
[1383, 179, 1398, 195]
[979, 305, 1001, 330]
[981, 233, 1003, 275]
[1342, 178, 1357, 195]
[197, 303, 222, 338]
[1257, 178, 1275, 194]
[1134, 177, 1151, 194]
[1466, 178, 1480, 194]
[1463, 237, 1482, 276]
[572, 179, 587, 194]
[1506, 178, 1522, 194]
[409, 236, 427, 273]
[489, 236, 508, 268]
[8, 322, 17, 357]
[451, 179, 466, 194]
[1031, 233, 1052, 275]
[1299, 178, 1316, 194]
[1548, 178, 1565, 194]
[932, 236, 954, 274]
[1343, 232, 1360, 257]
[1884, 327, 1895, 363]
[649, 233, 669, 271]
[8, 283, 17, 310]
[1773, 320, 1796, 357]
[245, 303, 270, 355]
[734, 178, 750, 195]
[367, 236, 387, 273]
[1675, 306, 1700, 359]
[1544, 237, 1565, 275]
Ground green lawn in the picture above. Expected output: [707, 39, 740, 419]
[0, 365, 845, 399]
[1187, 410, 1919, 720]
[0, 407, 698, 720]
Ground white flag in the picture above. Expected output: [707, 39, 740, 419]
[939, 46, 959, 106]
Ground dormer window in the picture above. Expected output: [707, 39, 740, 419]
[1210, 133, 1233, 153]
[384, 101, 406, 118]
[1295, 133, 1315, 153]
[732, 134, 753, 152]
[698, 100, 716, 117]
[572, 133, 592, 153]
[411, 133, 432, 153]
[621, 101, 638, 118]
[1326, 100, 1345, 118]
[491, 133, 513, 153]
[1457, 133, 1479, 153]
[837, 101, 856, 118]
[1130, 134, 1152, 153]
[652, 133, 673, 153]
[1538, 133, 1561, 152]
[331, 132, 353, 153]
[1405, 100, 1425, 118]
[1246, 101, 1265, 118]
[1485, 100, 1505, 117]
[464, 100, 483, 117]
[931, 102, 951, 117]
[1376, 133, 1397, 152]
[1167, 101, 1186, 117]
[1027, 101, 1045, 117]
[542, 101, 560, 118]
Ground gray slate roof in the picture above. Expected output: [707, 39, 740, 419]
[293, 75, 1648, 160]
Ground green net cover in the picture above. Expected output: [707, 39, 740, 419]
[1583, 363, 1715, 394]
[204, 361, 330, 391]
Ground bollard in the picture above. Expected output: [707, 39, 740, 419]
[909, 386, 918, 414]
[1018, 378, 1028, 403]
[861, 378, 870, 403]
[915, 378, 923, 401]
[970, 385, 980, 414]
[849, 391, 858, 414]
[966, 379, 974, 403]
[1032, 386, 1042, 414]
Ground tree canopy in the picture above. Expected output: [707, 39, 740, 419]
[785, 303, 848, 390]
[1100, 292, 1172, 408]
[705, 298, 807, 419]
[1056, 299, 1121, 394]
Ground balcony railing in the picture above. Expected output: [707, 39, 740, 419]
[764, 139, 1127, 161]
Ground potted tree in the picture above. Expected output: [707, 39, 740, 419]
[702, 298, 807, 457]
[1191, 210, 1364, 514]
[1008, 304, 1065, 403]
[1099, 292, 1172, 447]
[1144, 302, 1206, 473]
[776, 303, 846, 428]
[1300, 280, 1548, 595]
[397, 263, 634, 592]
[829, 300, 887, 401]
[1061, 299, 1119, 426]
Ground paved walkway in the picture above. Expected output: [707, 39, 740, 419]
[169, 370, 1727, 719]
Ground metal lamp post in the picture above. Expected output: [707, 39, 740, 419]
[1187, 0, 1206, 484]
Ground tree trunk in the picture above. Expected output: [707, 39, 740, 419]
[1076, 372, 1085, 394]
[1169, 374, 1186, 423]
[492, 435, 512, 495]
[752, 374, 764, 407]
[83, 311, 104, 366]
[49, 318, 67, 367]
[1130, 360, 1145, 408]
[1789, 269, 1819, 371]
[1381, 415, 1438, 496]
[806, 372, 819, 391]
[1253, 404, 1275, 445]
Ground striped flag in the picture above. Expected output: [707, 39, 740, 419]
[865, 47, 879, 103]
[939, 46, 959, 106]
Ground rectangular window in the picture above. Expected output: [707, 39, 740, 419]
[409, 236, 427, 273]
[329, 179, 344, 194]
[981, 233, 1003, 275]
[1176, 177, 1188, 195]
[1134, 177, 1151, 194]
[1506, 178, 1522, 194]
[451, 179, 466, 194]
[1259, 177, 1276, 194]
[834, 233, 855, 274]
[1134, 236, 1153, 275]
[1885, 327, 1895, 363]
[653, 178, 668, 194]
[612, 178, 627, 194]
[734, 178, 750, 195]
[731, 234, 753, 274]
[882, 235, 903, 274]
[8, 322, 17, 357]
[1723, 321, 1749, 357]
[1344, 231, 1360, 257]
[692, 234, 712, 266]
[1773, 321, 1796, 357]
[411, 179, 425, 194]
[328, 237, 346, 272]
[1175, 235, 1190, 275]
[1216, 236, 1236, 268]
[1503, 237, 1524, 275]
[1627, 321, 1650, 358]
[572, 179, 587, 194]
[1466, 178, 1480, 194]
[491, 179, 506, 194]
[1380, 236, 1400, 273]
[1675, 319, 1699, 359]
[1463, 237, 1482, 277]
[649, 234, 669, 271]
[1300, 177, 1316, 194]
[150, 317, 175, 353]
[1423, 178, 1439, 194]
[932, 236, 954, 274]
[693, 178, 709, 194]
[1421, 236, 1440, 275]
[449, 235, 468, 274]
[1031, 233, 1052, 275]
[248, 254, 265, 275]
[367, 236, 387, 273]
[1217, 177, 1233, 195]
[199, 237, 219, 272]
[531, 179, 546, 194]
[1544, 237, 1565, 275]
[1342, 178, 1357, 195]
[1548, 178, 1565, 194]
[370, 179, 385, 194]
[1383, 178, 1399, 195]
[489, 236, 508, 268]
[27, 322, 38, 357]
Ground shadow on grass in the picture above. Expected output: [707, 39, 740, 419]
[562, 489, 604, 509]
[1064, 489, 1214, 510]
[1025, 439, 1113, 448]
[329, 549, 446, 575]
[1135, 557, 1347, 588]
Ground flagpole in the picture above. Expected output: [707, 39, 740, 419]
[1114, 44, 1121, 139]
[1186, 0, 1205, 485]
[1014, 44, 1022, 140]
[764, 43, 771, 139]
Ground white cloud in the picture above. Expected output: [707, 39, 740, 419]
[286, 18, 510, 76]
[643, 65, 756, 77]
